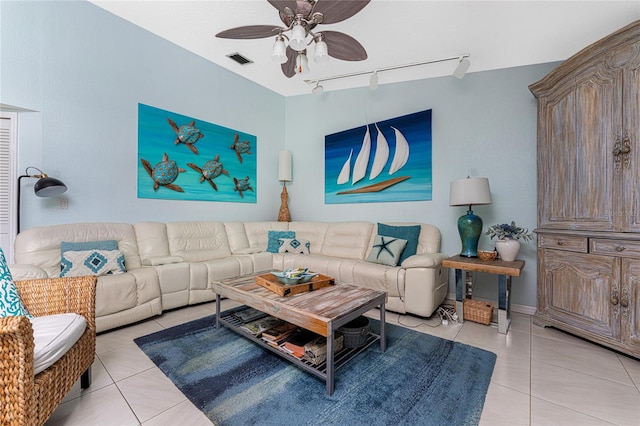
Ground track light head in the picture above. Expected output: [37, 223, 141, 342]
[369, 71, 379, 90]
[312, 82, 323, 95]
[453, 57, 471, 79]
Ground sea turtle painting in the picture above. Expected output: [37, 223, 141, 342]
[187, 155, 229, 191]
[229, 133, 252, 163]
[167, 118, 204, 155]
[141, 153, 186, 192]
[233, 176, 254, 198]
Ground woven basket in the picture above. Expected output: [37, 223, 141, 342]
[463, 299, 494, 325]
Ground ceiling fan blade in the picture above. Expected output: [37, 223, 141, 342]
[322, 30, 367, 61]
[267, 0, 299, 14]
[216, 25, 280, 39]
[313, 0, 371, 24]
[281, 46, 297, 78]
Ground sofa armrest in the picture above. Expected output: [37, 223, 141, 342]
[141, 256, 184, 266]
[400, 253, 449, 268]
[14, 276, 97, 325]
[8, 264, 48, 281]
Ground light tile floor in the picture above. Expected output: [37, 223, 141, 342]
[46, 300, 640, 425]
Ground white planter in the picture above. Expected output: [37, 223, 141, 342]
[495, 239, 520, 261]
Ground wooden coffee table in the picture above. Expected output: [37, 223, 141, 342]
[212, 273, 387, 395]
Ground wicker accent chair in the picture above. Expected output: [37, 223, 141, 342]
[0, 275, 97, 426]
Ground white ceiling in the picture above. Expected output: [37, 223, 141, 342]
[89, 1, 640, 97]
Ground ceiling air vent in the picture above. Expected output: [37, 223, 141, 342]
[226, 52, 253, 65]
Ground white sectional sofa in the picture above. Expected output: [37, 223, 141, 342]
[10, 221, 449, 333]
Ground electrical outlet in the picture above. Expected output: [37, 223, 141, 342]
[58, 198, 68, 210]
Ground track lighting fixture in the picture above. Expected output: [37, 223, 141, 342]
[305, 53, 471, 94]
[312, 82, 324, 95]
[453, 56, 471, 79]
[369, 71, 379, 90]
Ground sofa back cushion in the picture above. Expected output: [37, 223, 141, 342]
[166, 221, 231, 261]
[134, 222, 171, 260]
[14, 223, 141, 277]
[242, 222, 289, 251]
[288, 222, 329, 254]
[320, 222, 374, 260]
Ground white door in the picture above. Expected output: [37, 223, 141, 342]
[0, 113, 17, 262]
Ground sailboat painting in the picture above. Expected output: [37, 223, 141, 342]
[325, 109, 432, 204]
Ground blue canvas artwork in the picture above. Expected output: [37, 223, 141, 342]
[325, 109, 432, 204]
[138, 104, 257, 203]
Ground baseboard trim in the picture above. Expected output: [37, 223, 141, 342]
[445, 293, 536, 316]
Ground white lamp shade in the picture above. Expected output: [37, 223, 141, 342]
[314, 39, 329, 63]
[272, 37, 287, 63]
[279, 150, 292, 182]
[289, 23, 307, 51]
[449, 177, 492, 206]
[295, 53, 309, 75]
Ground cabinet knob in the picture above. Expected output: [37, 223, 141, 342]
[621, 299, 629, 308]
[615, 246, 626, 252]
[611, 291, 619, 306]
[557, 240, 566, 246]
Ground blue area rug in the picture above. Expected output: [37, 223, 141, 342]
[135, 309, 496, 425]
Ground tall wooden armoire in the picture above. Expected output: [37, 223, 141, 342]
[529, 20, 640, 358]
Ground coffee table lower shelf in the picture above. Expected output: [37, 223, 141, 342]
[218, 307, 380, 385]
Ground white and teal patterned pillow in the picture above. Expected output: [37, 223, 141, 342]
[366, 235, 408, 266]
[267, 230, 295, 253]
[60, 240, 126, 278]
[0, 247, 32, 318]
[278, 238, 310, 254]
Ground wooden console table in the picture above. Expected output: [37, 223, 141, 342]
[442, 255, 525, 334]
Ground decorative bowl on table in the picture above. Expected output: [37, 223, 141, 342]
[477, 250, 497, 261]
[272, 268, 318, 285]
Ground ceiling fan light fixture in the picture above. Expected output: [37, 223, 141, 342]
[295, 52, 309, 75]
[313, 35, 329, 63]
[453, 57, 471, 79]
[289, 22, 308, 51]
[272, 35, 288, 63]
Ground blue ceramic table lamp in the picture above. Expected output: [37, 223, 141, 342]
[449, 177, 492, 257]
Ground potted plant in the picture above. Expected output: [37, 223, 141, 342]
[486, 221, 534, 261]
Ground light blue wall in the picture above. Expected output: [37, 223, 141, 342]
[284, 63, 558, 308]
[1, 0, 561, 309]
[1, 1, 286, 226]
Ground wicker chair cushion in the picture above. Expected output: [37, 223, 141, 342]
[0, 247, 32, 318]
[31, 313, 87, 374]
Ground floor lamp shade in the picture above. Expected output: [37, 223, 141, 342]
[450, 177, 492, 257]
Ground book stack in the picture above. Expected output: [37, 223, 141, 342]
[261, 322, 297, 347]
[283, 329, 318, 358]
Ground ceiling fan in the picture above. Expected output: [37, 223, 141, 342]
[216, 0, 370, 78]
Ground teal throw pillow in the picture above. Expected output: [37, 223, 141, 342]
[267, 231, 295, 253]
[0, 247, 32, 318]
[377, 223, 421, 264]
[366, 235, 408, 266]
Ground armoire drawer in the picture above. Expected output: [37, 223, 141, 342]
[538, 234, 588, 253]
[589, 239, 640, 258]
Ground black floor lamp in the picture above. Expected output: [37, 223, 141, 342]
[17, 167, 67, 233]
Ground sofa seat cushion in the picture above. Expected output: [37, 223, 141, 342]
[31, 313, 87, 375]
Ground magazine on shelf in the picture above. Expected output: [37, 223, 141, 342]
[233, 307, 267, 323]
[240, 316, 283, 336]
